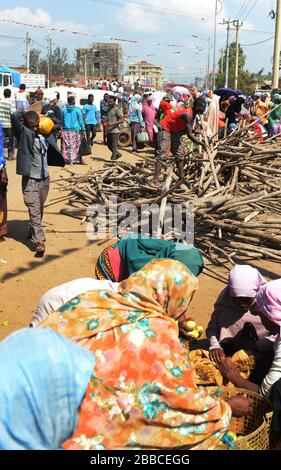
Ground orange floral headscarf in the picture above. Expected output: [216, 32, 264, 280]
[41, 259, 198, 342]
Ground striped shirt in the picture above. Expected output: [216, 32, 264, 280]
[0, 98, 16, 129]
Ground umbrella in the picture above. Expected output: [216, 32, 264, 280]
[150, 91, 167, 109]
[214, 88, 242, 99]
[172, 86, 192, 96]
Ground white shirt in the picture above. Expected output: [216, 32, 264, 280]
[259, 337, 281, 396]
[31, 278, 119, 327]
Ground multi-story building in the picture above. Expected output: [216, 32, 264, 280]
[126, 60, 163, 89]
[76, 43, 123, 84]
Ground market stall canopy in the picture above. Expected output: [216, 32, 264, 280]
[0, 65, 21, 88]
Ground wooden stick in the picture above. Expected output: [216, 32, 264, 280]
[202, 131, 220, 190]
[156, 168, 173, 238]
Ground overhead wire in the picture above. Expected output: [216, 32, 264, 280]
[235, 0, 251, 19]
[241, 36, 274, 46]
[241, 0, 259, 22]
[90, 0, 218, 23]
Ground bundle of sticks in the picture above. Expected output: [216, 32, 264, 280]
[55, 132, 281, 266]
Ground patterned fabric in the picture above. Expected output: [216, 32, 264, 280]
[0, 99, 16, 129]
[41, 259, 231, 450]
[95, 245, 116, 281]
[0, 192, 8, 237]
[61, 130, 82, 163]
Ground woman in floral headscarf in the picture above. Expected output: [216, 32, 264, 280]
[41, 259, 250, 450]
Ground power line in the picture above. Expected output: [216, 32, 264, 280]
[0, 33, 25, 40]
[241, 0, 259, 22]
[229, 0, 251, 42]
[30, 39, 48, 50]
[237, 0, 253, 20]
[241, 36, 274, 46]
[235, 0, 251, 19]
[90, 0, 218, 22]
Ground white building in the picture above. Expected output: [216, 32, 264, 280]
[126, 60, 163, 89]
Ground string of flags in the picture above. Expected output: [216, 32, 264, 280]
[0, 18, 185, 48]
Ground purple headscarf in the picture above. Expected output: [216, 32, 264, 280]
[256, 279, 281, 328]
[228, 265, 267, 297]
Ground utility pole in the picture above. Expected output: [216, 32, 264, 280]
[212, 0, 218, 89]
[220, 48, 224, 74]
[47, 33, 52, 88]
[25, 32, 30, 74]
[50, 33, 53, 86]
[213, 0, 218, 89]
[84, 52, 87, 87]
[233, 20, 243, 89]
[207, 37, 211, 89]
[221, 18, 232, 88]
[272, 0, 281, 89]
[213, 0, 222, 90]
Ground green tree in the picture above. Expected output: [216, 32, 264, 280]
[51, 47, 70, 76]
[215, 43, 272, 93]
[23, 47, 76, 79]
[216, 42, 246, 89]
[29, 48, 42, 74]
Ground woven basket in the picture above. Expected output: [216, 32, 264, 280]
[208, 387, 273, 450]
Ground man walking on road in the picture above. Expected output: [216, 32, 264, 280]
[82, 94, 99, 146]
[100, 93, 110, 145]
[12, 110, 64, 256]
[107, 96, 123, 161]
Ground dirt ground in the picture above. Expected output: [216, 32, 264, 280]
[1, 133, 281, 340]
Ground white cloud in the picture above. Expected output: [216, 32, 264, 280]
[117, 4, 160, 32]
[0, 40, 14, 48]
[116, 0, 226, 33]
[0, 7, 52, 27]
[0, 7, 102, 35]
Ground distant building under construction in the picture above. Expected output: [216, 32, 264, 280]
[76, 43, 123, 84]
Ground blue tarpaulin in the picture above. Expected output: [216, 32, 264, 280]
[0, 65, 21, 88]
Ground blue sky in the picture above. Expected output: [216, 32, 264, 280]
[0, 0, 278, 82]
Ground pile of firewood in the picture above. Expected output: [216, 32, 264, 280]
[54, 130, 281, 267]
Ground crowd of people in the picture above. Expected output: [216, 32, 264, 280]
[1, 81, 281, 450]
[1, 82, 280, 252]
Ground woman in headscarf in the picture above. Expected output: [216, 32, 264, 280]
[218, 279, 281, 449]
[226, 96, 245, 132]
[0, 328, 95, 450]
[61, 96, 86, 164]
[40, 259, 250, 450]
[128, 94, 145, 152]
[0, 123, 8, 240]
[268, 94, 281, 136]
[219, 279, 281, 400]
[206, 265, 275, 378]
[142, 96, 157, 146]
[253, 93, 269, 125]
[155, 98, 173, 155]
[95, 236, 204, 282]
